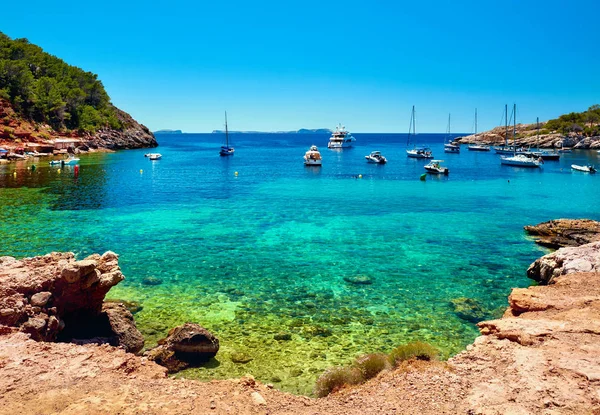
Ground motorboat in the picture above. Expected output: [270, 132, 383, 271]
[571, 164, 596, 173]
[147, 153, 162, 160]
[444, 143, 460, 153]
[219, 112, 235, 156]
[500, 154, 542, 168]
[424, 160, 449, 175]
[303, 145, 322, 166]
[468, 144, 491, 152]
[49, 156, 79, 166]
[327, 124, 355, 149]
[365, 151, 387, 164]
[406, 147, 433, 159]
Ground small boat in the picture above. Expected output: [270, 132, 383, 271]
[424, 160, 449, 175]
[571, 164, 596, 173]
[365, 151, 387, 164]
[523, 118, 560, 160]
[468, 109, 490, 151]
[327, 124, 356, 149]
[406, 106, 434, 159]
[219, 111, 235, 156]
[501, 154, 542, 168]
[49, 156, 79, 166]
[147, 153, 162, 160]
[443, 114, 460, 153]
[303, 145, 322, 166]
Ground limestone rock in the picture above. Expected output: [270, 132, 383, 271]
[527, 241, 600, 284]
[147, 323, 219, 373]
[524, 219, 600, 249]
[30, 292, 52, 307]
[102, 302, 144, 353]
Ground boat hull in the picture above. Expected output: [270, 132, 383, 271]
[327, 141, 354, 149]
[424, 167, 448, 175]
[501, 156, 541, 168]
[468, 145, 490, 152]
[571, 164, 596, 173]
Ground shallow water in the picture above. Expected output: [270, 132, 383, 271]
[1, 133, 598, 395]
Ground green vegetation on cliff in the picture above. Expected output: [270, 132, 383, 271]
[0, 32, 121, 133]
[545, 105, 600, 136]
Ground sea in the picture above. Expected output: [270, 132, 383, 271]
[1, 132, 599, 395]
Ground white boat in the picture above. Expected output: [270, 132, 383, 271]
[327, 124, 355, 149]
[303, 145, 322, 166]
[571, 164, 596, 173]
[147, 153, 162, 160]
[443, 114, 460, 153]
[467, 109, 490, 152]
[523, 118, 560, 161]
[501, 154, 542, 167]
[406, 106, 433, 159]
[365, 151, 387, 164]
[500, 105, 541, 168]
[219, 111, 235, 156]
[49, 156, 79, 166]
[424, 160, 449, 175]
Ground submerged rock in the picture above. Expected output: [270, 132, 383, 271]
[231, 351, 253, 364]
[141, 276, 163, 286]
[450, 297, 491, 324]
[146, 323, 219, 372]
[274, 332, 292, 341]
[343, 275, 374, 285]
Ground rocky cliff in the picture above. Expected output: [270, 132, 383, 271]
[1, 231, 599, 414]
[455, 122, 600, 149]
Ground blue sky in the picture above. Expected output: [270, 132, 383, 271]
[3, 0, 600, 132]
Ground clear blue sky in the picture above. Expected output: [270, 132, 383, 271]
[3, 0, 599, 132]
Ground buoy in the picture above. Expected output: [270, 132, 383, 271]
[140, 169, 143, 174]
[234, 171, 238, 176]
[31, 165, 36, 171]
[13, 171, 16, 176]
[74, 165, 79, 177]
[420, 173, 427, 181]
[57, 169, 61, 174]
[358, 174, 362, 179]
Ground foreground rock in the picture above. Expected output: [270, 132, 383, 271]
[146, 323, 219, 372]
[0, 251, 143, 352]
[527, 241, 600, 284]
[525, 219, 600, 249]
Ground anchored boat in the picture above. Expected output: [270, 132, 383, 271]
[365, 151, 387, 164]
[303, 145, 322, 166]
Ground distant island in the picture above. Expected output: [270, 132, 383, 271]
[154, 129, 183, 134]
[211, 128, 332, 134]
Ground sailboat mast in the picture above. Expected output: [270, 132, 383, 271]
[475, 109, 477, 134]
[225, 111, 229, 147]
[504, 104, 508, 147]
[513, 104, 517, 156]
[407, 105, 415, 146]
[537, 116, 540, 150]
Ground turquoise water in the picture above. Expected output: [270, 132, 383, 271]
[1, 133, 599, 395]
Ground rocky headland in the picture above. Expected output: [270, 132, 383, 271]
[1, 220, 599, 414]
[455, 121, 600, 149]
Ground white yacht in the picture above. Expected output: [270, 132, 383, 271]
[147, 153, 162, 160]
[501, 154, 541, 168]
[327, 124, 355, 149]
[424, 160, 449, 175]
[365, 151, 387, 164]
[407, 147, 433, 159]
[303, 145, 322, 166]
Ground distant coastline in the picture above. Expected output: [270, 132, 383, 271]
[211, 128, 332, 134]
[154, 129, 183, 134]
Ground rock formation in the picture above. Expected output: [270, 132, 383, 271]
[0, 251, 143, 352]
[146, 322, 220, 372]
[524, 218, 600, 249]
[527, 241, 600, 284]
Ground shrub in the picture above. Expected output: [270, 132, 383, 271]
[353, 353, 391, 380]
[388, 342, 438, 366]
[314, 366, 363, 398]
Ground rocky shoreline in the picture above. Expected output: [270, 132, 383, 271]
[0, 220, 599, 414]
[455, 122, 600, 149]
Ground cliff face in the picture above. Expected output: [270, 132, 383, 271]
[0, 99, 157, 151]
[455, 122, 600, 149]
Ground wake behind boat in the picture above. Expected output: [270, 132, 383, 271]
[303, 145, 322, 166]
[327, 124, 355, 149]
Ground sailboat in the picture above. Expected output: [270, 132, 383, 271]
[444, 114, 460, 153]
[523, 118, 560, 160]
[500, 105, 542, 168]
[495, 104, 525, 155]
[219, 111, 235, 156]
[468, 109, 490, 151]
[406, 106, 433, 159]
